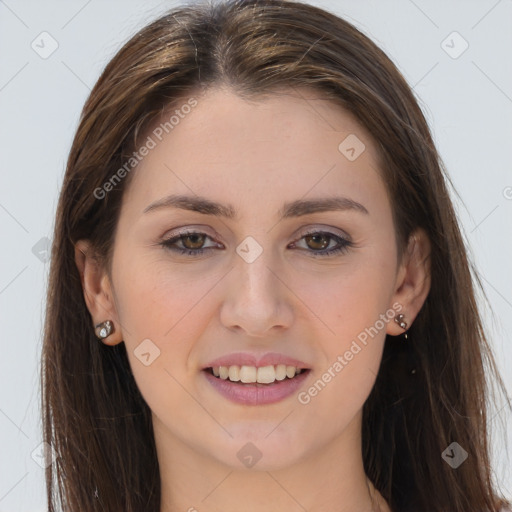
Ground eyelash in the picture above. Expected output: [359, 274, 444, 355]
[159, 229, 353, 258]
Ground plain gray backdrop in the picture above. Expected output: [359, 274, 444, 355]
[0, 0, 511, 509]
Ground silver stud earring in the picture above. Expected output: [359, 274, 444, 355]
[394, 314, 408, 330]
[95, 320, 113, 340]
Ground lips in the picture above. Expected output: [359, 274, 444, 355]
[202, 352, 310, 370]
[201, 352, 312, 405]
[202, 368, 310, 405]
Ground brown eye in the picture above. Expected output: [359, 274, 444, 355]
[291, 230, 352, 258]
[160, 231, 219, 256]
[181, 233, 207, 250]
[304, 233, 331, 251]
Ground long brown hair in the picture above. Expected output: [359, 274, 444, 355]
[41, 0, 511, 510]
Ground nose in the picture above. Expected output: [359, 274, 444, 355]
[219, 246, 294, 337]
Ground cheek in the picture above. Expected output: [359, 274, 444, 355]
[295, 267, 394, 428]
[114, 249, 223, 339]
[295, 245, 396, 345]
[111, 255, 223, 386]
[296, 245, 396, 398]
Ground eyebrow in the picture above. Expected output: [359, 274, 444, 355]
[142, 193, 369, 219]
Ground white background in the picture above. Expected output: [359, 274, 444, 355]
[0, 0, 511, 509]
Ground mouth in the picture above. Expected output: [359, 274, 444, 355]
[201, 364, 312, 405]
[203, 364, 310, 385]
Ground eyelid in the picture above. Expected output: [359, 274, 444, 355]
[163, 225, 222, 241]
[164, 224, 350, 243]
[164, 229, 223, 250]
[295, 225, 351, 242]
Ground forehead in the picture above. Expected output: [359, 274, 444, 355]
[122, 86, 386, 218]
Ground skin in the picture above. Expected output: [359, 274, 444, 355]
[75, 85, 431, 512]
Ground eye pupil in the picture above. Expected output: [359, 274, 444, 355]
[305, 234, 330, 250]
[183, 233, 205, 249]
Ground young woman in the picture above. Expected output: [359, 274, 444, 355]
[41, 0, 511, 511]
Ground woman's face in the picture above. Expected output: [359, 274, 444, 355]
[101, 86, 415, 470]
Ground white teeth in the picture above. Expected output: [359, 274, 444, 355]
[257, 365, 275, 384]
[211, 364, 304, 384]
[239, 365, 257, 383]
[228, 365, 240, 382]
[286, 365, 296, 379]
[275, 364, 287, 381]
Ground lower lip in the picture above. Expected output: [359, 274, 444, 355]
[202, 369, 311, 405]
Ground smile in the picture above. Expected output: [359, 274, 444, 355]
[202, 365, 311, 405]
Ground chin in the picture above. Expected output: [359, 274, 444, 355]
[205, 427, 311, 471]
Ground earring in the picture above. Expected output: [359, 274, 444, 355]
[394, 313, 408, 330]
[94, 320, 114, 340]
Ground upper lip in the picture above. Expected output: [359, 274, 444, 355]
[202, 352, 311, 370]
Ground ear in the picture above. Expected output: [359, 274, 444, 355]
[74, 240, 123, 346]
[386, 227, 431, 336]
